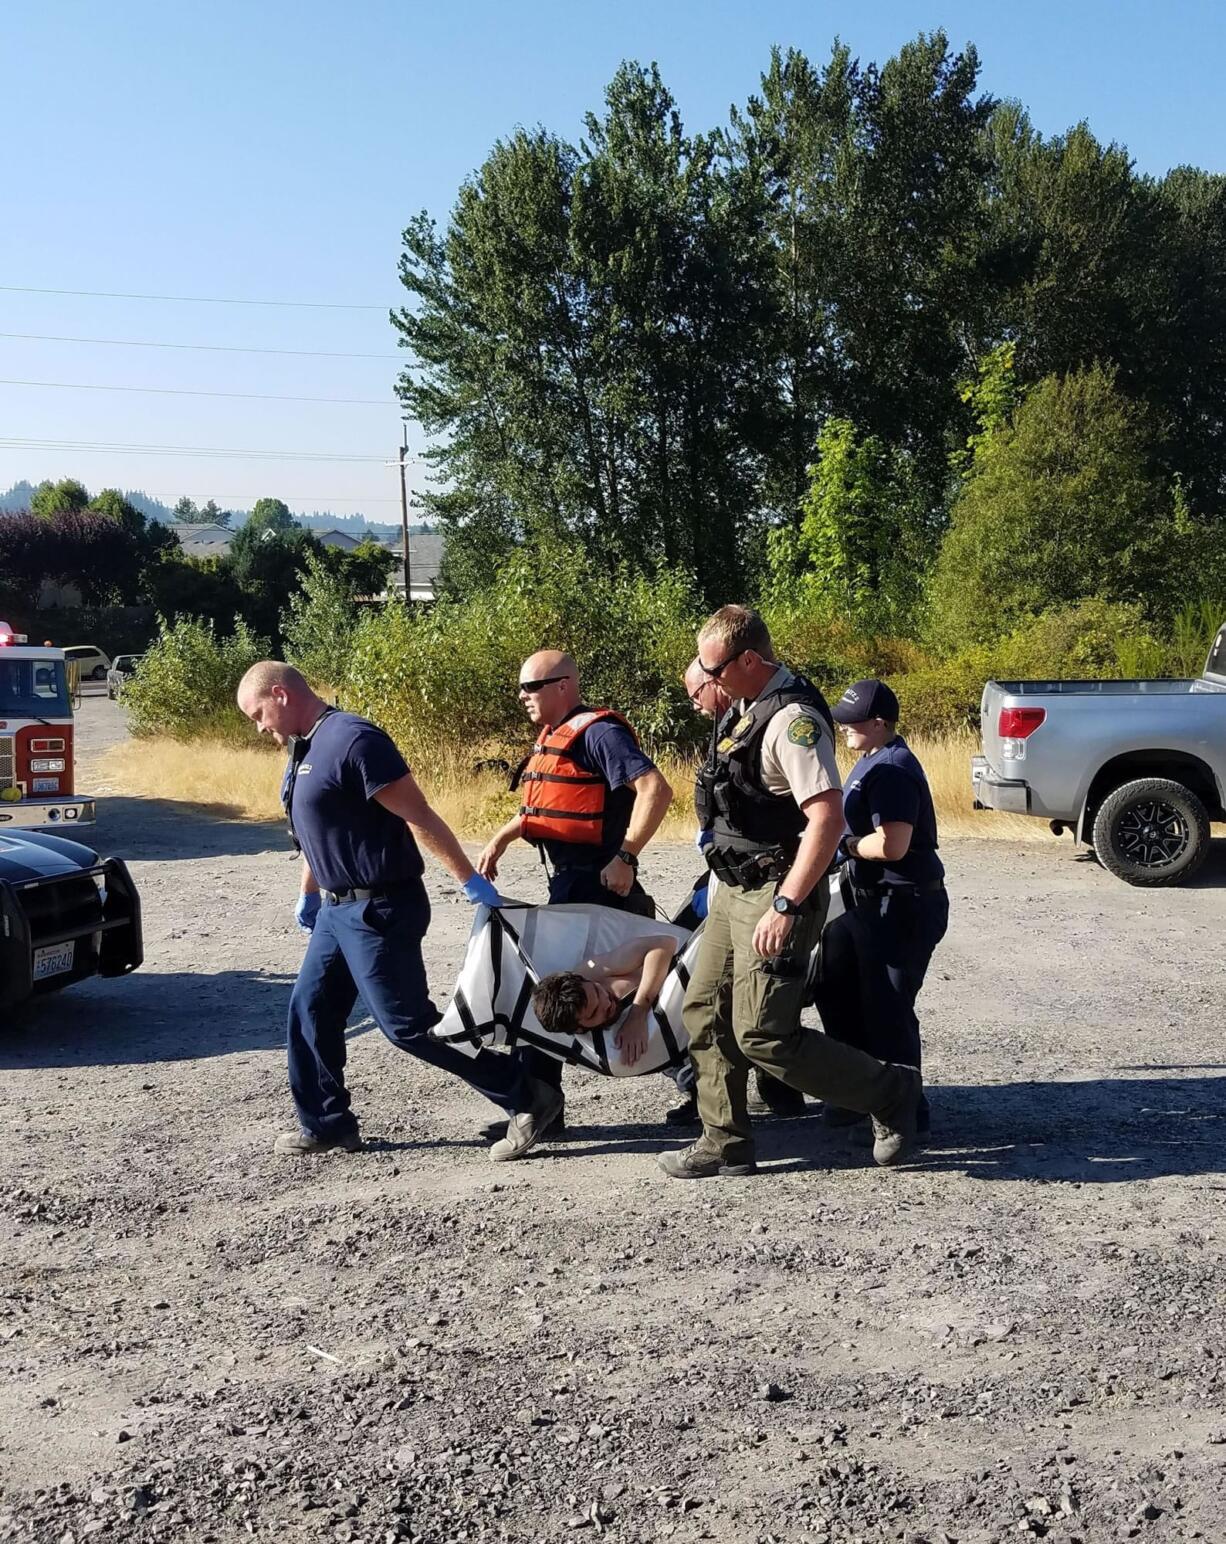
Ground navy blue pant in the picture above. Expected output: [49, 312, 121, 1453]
[287, 886, 528, 1140]
[815, 887, 949, 1093]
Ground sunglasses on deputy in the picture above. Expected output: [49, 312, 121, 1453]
[700, 648, 746, 680]
[518, 674, 572, 694]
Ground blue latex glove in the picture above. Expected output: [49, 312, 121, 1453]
[462, 873, 502, 908]
[295, 891, 321, 933]
[695, 828, 713, 852]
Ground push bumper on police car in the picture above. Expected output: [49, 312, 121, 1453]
[0, 830, 141, 1009]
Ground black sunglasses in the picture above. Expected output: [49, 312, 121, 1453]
[700, 647, 746, 680]
[518, 673, 572, 693]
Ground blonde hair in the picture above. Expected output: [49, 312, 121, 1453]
[237, 661, 310, 700]
[697, 605, 774, 661]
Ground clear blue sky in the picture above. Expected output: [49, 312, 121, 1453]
[3, 0, 1222, 522]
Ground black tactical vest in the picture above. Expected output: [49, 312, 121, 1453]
[694, 672, 834, 856]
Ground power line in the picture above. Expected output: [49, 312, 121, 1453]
[0, 435, 405, 464]
[0, 377, 396, 407]
[0, 330, 409, 362]
[164, 492, 405, 503]
[0, 284, 386, 310]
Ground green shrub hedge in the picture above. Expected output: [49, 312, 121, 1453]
[121, 616, 270, 742]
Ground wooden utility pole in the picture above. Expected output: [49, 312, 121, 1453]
[397, 429, 412, 607]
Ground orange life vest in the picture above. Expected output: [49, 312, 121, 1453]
[514, 708, 638, 847]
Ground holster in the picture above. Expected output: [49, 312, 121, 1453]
[704, 843, 793, 890]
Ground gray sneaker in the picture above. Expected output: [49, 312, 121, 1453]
[657, 1140, 756, 1180]
[274, 1128, 362, 1155]
[870, 1067, 922, 1167]
[480, 1105, 566, 1144]
[489, 1078, 565, 1163]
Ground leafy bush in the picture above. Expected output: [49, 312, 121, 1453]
[930, 366, 1187, 646]
[122, 616, 269, 741]
[342, 540, 700, 762]
[282, 551, 363, 689]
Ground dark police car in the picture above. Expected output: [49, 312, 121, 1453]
[0, 829, 142, 1010]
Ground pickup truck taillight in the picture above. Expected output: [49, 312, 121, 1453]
[998, 706, 1046, 761]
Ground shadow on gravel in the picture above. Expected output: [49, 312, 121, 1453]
[550, 1076, 1226, 1185]
[0, 967, 363, 1067]
[89, 795, 285, 861]
[1072, 836, 1226, 887]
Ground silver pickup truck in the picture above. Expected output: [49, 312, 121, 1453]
[972, 620, 1226, 885]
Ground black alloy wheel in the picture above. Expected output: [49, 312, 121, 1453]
[1091, 776, 1210, 887]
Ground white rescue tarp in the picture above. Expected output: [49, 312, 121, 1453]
[432, 902, 698, 1077]
[432, 874, 845, 1079]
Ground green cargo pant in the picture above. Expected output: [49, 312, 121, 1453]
[681, 878, 911, 1164]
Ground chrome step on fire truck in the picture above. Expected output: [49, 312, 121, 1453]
[0, 621, 141, 1009]
[0, 621, 95, 829]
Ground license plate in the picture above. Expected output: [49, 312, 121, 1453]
[32, 942, 75, 981]
[32, 777, 59, 793]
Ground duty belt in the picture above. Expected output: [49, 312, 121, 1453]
[321, 883, 410, 905]
[703, 843, 793, 889]
[849, 878, 946, 907]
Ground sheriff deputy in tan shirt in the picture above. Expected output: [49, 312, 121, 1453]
[658, 605, 922, 1182]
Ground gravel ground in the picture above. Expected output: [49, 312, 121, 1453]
[2, 696, 1224, 1544]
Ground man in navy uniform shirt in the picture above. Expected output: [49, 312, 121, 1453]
[818, 678, 949, 1133]
[237, 662, 560, 1161]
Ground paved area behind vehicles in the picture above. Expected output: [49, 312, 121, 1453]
[1, 694, 1224, 1542]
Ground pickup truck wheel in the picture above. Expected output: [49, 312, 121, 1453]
[1091, 777, 1210, 886]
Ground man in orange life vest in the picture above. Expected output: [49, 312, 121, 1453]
[477, 650, 674, 1111]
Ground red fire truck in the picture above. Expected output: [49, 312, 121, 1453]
[0, 621, 96, 830]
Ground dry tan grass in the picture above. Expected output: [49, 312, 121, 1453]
[99, 729, 1043, 843]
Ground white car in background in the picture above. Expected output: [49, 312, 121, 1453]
[106, 653, 143, 699]
[62, 644, 111, 682]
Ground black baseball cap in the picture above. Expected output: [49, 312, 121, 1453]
[831, 678, 901, 724]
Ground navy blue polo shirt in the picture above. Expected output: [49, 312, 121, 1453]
[843, 734, 944, 888]
[542, 713, 656, 869]
[284, 710, 424, 892]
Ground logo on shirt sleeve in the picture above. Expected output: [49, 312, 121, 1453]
[786, 716, 820, 748]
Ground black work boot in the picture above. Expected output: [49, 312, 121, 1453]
[746, 1070, 807, 1119]
[663, 1094, 700, 1128]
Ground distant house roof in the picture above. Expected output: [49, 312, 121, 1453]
[166, 521, 233, 558]
[387, 533, 444, 602]
[315, 528, 361, 550]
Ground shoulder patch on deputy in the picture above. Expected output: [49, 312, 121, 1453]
[786, 715, 820, 747]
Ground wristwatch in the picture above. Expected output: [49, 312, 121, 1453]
[616, 848, 639, 869]
[772, 894, 801, 916]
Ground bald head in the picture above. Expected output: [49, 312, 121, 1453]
[237, 660, 327, 745]
[518, 648, 581, 726]
[684, 655, 730, 721]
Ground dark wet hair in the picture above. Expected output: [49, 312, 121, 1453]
[532, 971, 589, 1034]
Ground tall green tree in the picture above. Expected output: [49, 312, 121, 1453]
[394, 63, 778, 601]
[245, 497, 295, 535]
[30, 478, 90, 519]
[930, 365, 1194, 645]
[768, 419, 927, 630]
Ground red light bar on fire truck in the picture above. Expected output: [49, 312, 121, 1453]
[0, 622, 30, 645]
